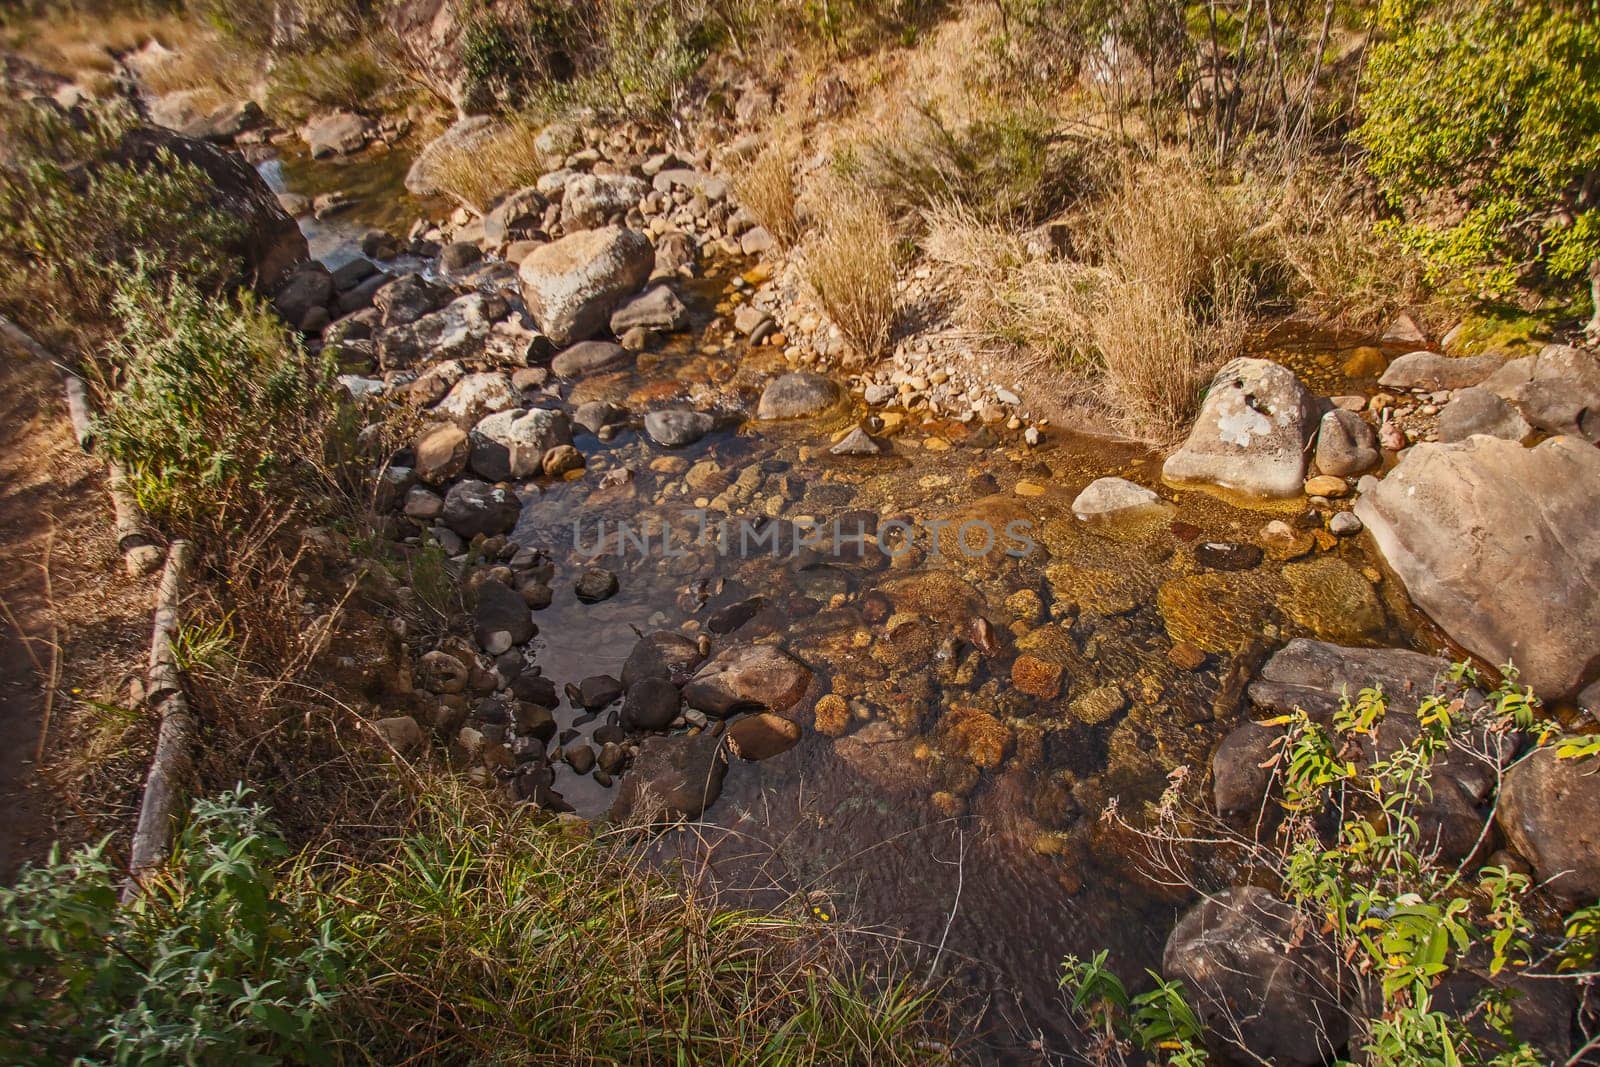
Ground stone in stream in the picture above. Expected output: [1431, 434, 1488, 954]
[1478, 343, 1600, 442]
[830, 427, 883, 456]
[609, 732, 729, 821]
[1192, 542, 1263, 571]
[1436, 386, 1532, 443]
[470, 408, 572, 481]
[300, 109, 372, 158]
[621, 631, 706, 688]
[474, 580, 535, 655]
[1498, 746, 1600, 905]
[645, 409, 716, 448]
[483, 186, 548, 244]
[519, 225, 654, 346]
[564, 743, 597, 775]
[708, 596, 766, 635]
[1379, 350, 1505, 391]
[414, 425, 471, 484]
[1313, 408, 1381, 476]
[734, 304, 775, 342]
[1163, 886, 1346, 1067]
[683, 644, 812, 718]
[622, 677, 681, 731]
[551, 340, 632, 378]
[610, 285, 688, 334]
[433, 370, 517, 427]
[542, 444, 584, 477]
[756, 372, 840, 420]
[1161, 358, 1317, 498]
[727, 713, 802, 761]
[1354, 434, 1600, 698]
[1070, 477, 1168, 525]
[372, 273, 453, 327]
[272, 265, 332, 330]
[438, 241, 482, 273]
[574, 567, 620, 603]
[379, 293, 511, 369]
[442, 480, 520, 539]
[577, 675, 624, 710]
[572, 401, 617, 436]
[512, 672, 559, 710]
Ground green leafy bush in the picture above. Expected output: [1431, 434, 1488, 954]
[0, 99, 242, 352]
[93, 270, 340, 533]
[529, 0, 718, 121]
[1356, 0, 1600, 317]
[0, 789, 345, 1066]
[1064, 667, 1600, 1065]
[265, 41, 396, 122]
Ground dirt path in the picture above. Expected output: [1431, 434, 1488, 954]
[0, 353, 152, 881]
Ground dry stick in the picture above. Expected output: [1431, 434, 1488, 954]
[123, 540, 196, 901]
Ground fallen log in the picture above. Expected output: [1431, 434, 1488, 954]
[123, 540, 196, 900]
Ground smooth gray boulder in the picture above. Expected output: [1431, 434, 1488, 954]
[1313, 408, 1381, 476]
[756, 372, 839, 420]
[518, 226, 653, 346]
[1354, 435, 1600, 698]
[551, 340, 631, 378]
[1479, 343, 1600, 442]
[1071, 476, 1167, 523]
[645, 410, 715, 448]
[609, 285, 688, 334]
[301, 109, 372, 158]
[1162, 358, 1317, 498]
[1380, 350, 1505, 391]
[1436, 387, 1532, 443]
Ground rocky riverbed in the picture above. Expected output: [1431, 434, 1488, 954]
[203, 103, 1600, 1056]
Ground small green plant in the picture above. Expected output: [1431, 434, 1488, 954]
[1065, 666, 1600, 1065]
[93, 269, 339, 535]
[0, 789, 345, 1066]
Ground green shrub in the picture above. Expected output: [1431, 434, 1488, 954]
[529, 0, 717, 122]
[1064, 667, 1600, 1065]
[0, 789, 345, 1066]
[0, 99, 242, 352]
[265, 41, 396, 122]
[1356, 0, 1600, 317]
[93, 270, 339, 534]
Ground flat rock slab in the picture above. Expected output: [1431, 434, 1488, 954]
[1379, 350, 1505, 391]
[1354, 435, 1600, 698]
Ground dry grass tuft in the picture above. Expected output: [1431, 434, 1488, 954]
[429, 116, 547, 213]
[801, 181, 899, 360]
[926, 159, 1270, 442]
[734, 141, 803, 247]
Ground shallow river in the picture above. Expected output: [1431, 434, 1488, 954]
[264, 146, 1448, 1061]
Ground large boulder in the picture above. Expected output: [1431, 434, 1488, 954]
[300, 109, 373, 158]
[683, 644, 812, 717]
[1354, 435, 1600, 698]
[1162, 358, 1317, 499]
[373, 273, 453, 327]
[518, 226, 654, 346]
[609, 732, 729, 821]
[1497, 746, 1600, 905]
[755, 372, 839, 420]
[1163, 886, 1346, 1067]
[559, 173, 649, 229]
[1436, 387, 1532, 444]
[474, 580, 535, 654]
[470, 408, 572, 480]
[1479, 343, 1600, 442]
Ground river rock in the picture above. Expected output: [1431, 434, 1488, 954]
[560, 173, 649, 229]
[1379, 350, 1504, 391]
[727, 713, 803, 761]
[609, 285, 688, 333]
[1070, 477, 1167, 524]
[645, 409, 715, 448]
[574, 567, 619, 603]
[433, 371, 518, 427]
[373, 273, 453, 327]
[1194, 542, 1262, 572]
[403, 486, 444, 520]
[441, 480, 520, 539]
[1313, 408, 1381, 476]
[415, 424, 470, 484]
[551, 340, 631, 378]
[271, 265, 333, 330]
[577, 674, 623, 710]
[379, 292, 510, 368]
[518, 226, 654, 345]
[542, 444, 583, 477]
[1436, 387, 1533, 443]
[622, 678, 681, 731]
[756, 372, 839, 420]
[572, 401, 617, 435]
[1498, 746, 1600, 905]
[301, 109, 372, 158]
[1162, 358, 1317, 498]
[1354, 435, 1600, 697]
[622, 631, 706, 687]
[830, 427, 883, 456]
[609, 732, 729, 821]
[483, 186, 547, 245]
[683, 644, 812, 717]
[1163, 886, 1346, 1067]
[1478, 343, 1600, 442]
[474, 580, 535, 655]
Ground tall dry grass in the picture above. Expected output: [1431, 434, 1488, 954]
[925, 159, 1270, 442]
[801, 180, 899, 360]
[429, 116, 547, 212]
[735, 141, 803, 247]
